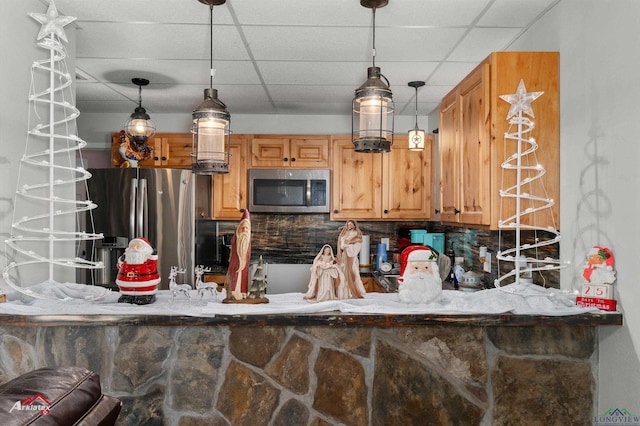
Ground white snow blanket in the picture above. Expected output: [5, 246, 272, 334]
[0, 281, 611, 317]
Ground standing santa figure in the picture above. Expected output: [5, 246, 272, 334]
[115, 237, 160, 305]
[223, 210, 252, 303]
[397, 246, 442, 304]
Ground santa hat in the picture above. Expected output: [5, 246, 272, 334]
[399, 246, 437, 276]
[588, 246, 614, 270]
[130, 237, 153, 253]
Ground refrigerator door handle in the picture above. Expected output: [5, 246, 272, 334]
[129, 178, 137, 240]
[138, 178, 147, 238]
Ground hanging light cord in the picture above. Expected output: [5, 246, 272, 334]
[414, 86, 419, 128]
[371, 7, 377, 68]
[137, 84, 142, 108]
[209, 5, 214, 88]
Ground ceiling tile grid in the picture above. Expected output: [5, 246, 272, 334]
[51, 0, 561, 117]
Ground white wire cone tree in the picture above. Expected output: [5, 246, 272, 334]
[2, 0, 104, 299]
[494, 79, 566, 293]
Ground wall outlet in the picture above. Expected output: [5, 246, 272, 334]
[483, 252, 491, 273]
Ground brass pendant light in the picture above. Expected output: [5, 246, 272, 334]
[191, 0, 231, 175]
[352, 0, 395, 153]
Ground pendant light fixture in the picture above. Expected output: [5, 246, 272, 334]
[191, 0, 231, 175]
[352, 0, 394, 153]
[407, 81, 426, 151]
[124, 78, 156, 146]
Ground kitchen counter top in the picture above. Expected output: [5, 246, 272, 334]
[0, 310, 622, 327]
[0, 282, 622, 328]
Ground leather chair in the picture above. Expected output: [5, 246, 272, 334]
[0, 366, 121, 425]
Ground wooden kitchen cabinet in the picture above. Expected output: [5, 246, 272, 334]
[250, 135, 330, 168]
[438, 51, 559, 230]
[212, 134, 248, 220]
[111, 133, 193, 169]
[331, 134, 433, 221]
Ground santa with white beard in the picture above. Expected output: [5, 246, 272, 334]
[397, 246, 442, 304]
[115, 237, 160, 304]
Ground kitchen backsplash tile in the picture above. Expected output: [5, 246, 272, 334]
[204, 214, 559, 288]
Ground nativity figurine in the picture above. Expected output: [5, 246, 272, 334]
[397, 246, 442, 304]
[304, 244, 347, 302]
[336, 219, 367, 298]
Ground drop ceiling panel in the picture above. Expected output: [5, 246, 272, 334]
[231, 0, 369, 26]
[479, 0, 559, 27]
[447, 27, 524, 62]
[56, 0, 233, 25]
[76, 59, 261, 85]
[372, 27, 469, 62]
[257, 61, 365, 85]
[242, 26, 369, 62]
[75, 22, 248, 61]
[428, 62, 480, 85]
[378, 0, 493, 27]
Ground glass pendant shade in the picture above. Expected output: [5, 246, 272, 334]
[408, 127, 425, 151]
[124, 78, 156, 145]
[352, 69, 395, 153]
[191, 88, 231, 175]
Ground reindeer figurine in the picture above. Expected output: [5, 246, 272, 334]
[195, 265, 217, 299]
[168, 266, 191, 299]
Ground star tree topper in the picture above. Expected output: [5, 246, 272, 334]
[499, 79, 543, 119]
[29, 0, 76, 43]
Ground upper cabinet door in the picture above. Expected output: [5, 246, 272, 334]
[289, 137, 329, 168]
[458, 62, 491, 225]
[250, 135, 329, 168]
[213, 134, 248, 220]
[383, 135, 433, 220]
[439, 91, 459, 223]
[330, 136, 382, 220]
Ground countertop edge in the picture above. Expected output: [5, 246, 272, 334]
[0, 312, 623, 327]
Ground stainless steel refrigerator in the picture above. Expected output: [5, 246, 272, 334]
[84, 168, 203, 290]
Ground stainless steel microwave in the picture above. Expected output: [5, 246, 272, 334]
[248, 169, 330, 213]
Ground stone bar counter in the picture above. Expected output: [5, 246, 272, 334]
[0, 309, 622, 425]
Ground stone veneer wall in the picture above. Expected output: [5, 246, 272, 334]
[0, 323, 595, 425]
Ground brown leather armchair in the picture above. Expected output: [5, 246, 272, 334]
[0, 366, 121, 425]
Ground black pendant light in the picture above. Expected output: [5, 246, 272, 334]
[191, 0, 231, 175]
[124, 77, 156, 146]
[352, 0, 394, 153]
[408, 81, 426, 151]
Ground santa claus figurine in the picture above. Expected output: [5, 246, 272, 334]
[397, 246, 442, 304]
[115, 237, 160, 305]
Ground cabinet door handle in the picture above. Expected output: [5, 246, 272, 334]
[454, 208, 461, 215]
[333, 209, 339, 214]
[283, 157, 289, 162]
[435, 209, 440, 215]
[291, 157, 296, 162]
[383, 209, 389, 214]
[162, 156, 167, 161]
[154, 156, 159, 161]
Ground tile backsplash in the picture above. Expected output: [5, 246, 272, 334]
[200, 214, 559, 288]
